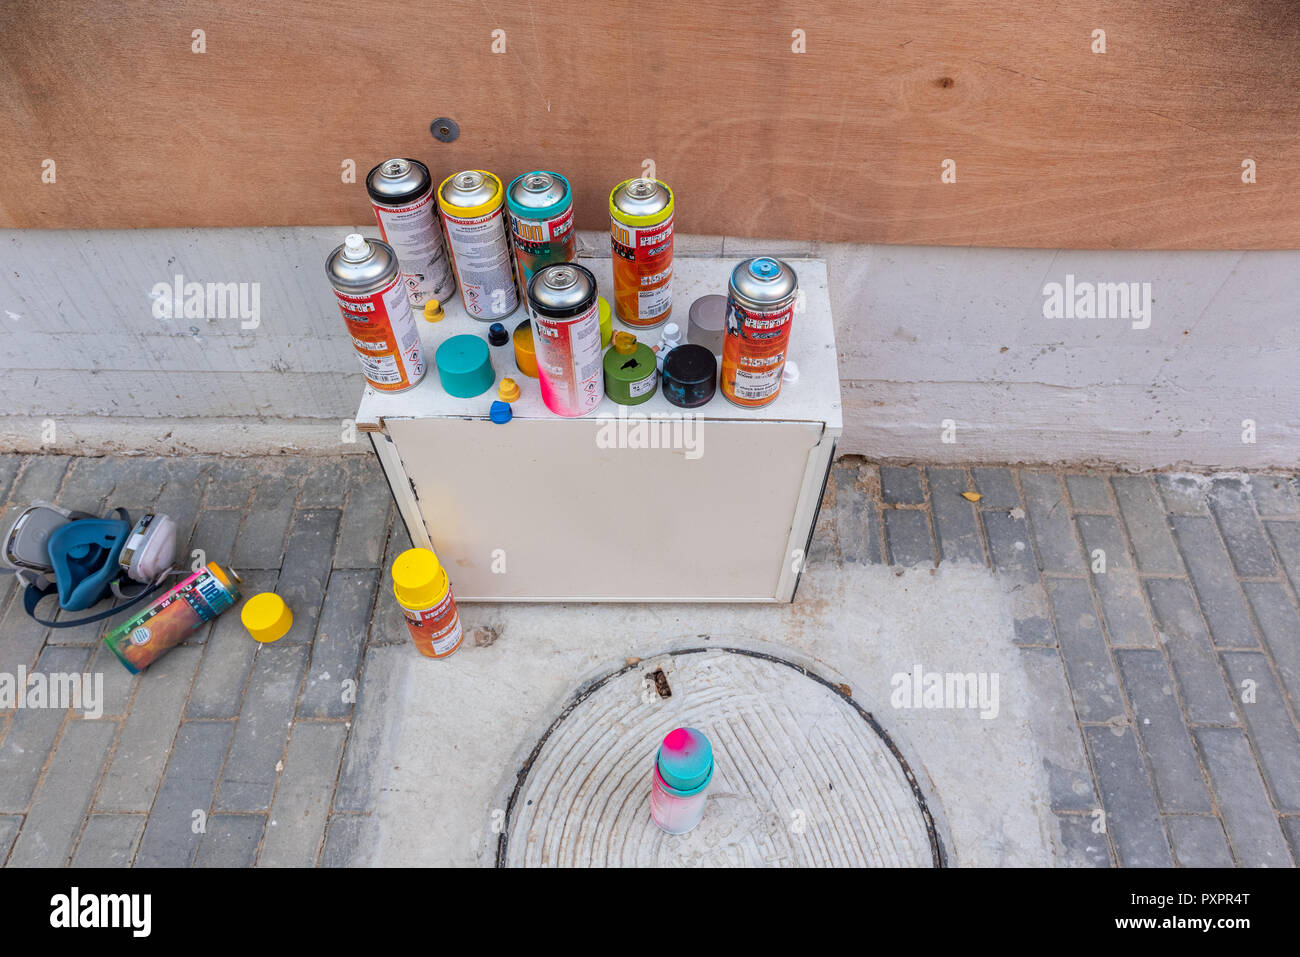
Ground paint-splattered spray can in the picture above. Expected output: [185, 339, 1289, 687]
[326, 234, 427, 392]
[366, 158, 456, 310]
[609, 178, 674, 327]
[391, 547, 463, 659]
[721, 257, 799, 408]
[506, 171, 576, 292]
[527, 263, 604, 417]
[437, 170, 519, 321]
[650, 727, 714, 834]
[104, 564, 242, 674]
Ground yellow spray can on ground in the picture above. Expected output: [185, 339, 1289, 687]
[392, 547, 463, 659]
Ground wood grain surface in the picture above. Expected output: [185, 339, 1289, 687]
[2, 1, 1299, 247]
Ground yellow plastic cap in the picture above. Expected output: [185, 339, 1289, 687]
[598, 296, 612, 348]
[498, 377, 521, 402]
[241, 592, 293, 643]
[513, 321, 538, 378]
[423, 300, 445, 322]
[392, 547, 449, 610]
[613, 331, 637, 355]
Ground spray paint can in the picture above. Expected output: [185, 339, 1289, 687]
[104, 564, 242, 674]
[721, 257, 799, 408]
[326, 234, 427, 392]
[437, 170, 519, 321]
[527, 263, 604, 417]
[609, 178, 674, 327]
[366, 158, 456, 310]
[391, 547, 463, 659]
[506, 171, 576, 292]
[650, 727, 714, 834]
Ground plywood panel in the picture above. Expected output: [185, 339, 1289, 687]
[2, 1, 1299, 246]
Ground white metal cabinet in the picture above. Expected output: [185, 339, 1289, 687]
[357, 257, 841, 602]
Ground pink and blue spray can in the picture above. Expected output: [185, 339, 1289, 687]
[650, 727, 714, 834]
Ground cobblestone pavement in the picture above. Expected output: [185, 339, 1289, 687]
[0, 454, 1296, 867]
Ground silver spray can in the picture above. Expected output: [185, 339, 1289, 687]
[366, 158, 456, 310]
[436, 170, 519, 321]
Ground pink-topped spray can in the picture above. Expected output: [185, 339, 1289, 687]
[650, 727, 714, 834]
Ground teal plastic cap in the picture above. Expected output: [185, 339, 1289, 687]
[435, 335, 495, 398]
[656, 727, 714, 794]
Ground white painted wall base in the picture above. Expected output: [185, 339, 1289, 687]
[2, 228, 1296, 468]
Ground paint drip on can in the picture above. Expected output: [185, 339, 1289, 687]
[326, 234, 427, 392]
[721, 257, 798, 408]
[603, 331, 657, 405]
[527, 263, 604, 417]
[104, 564, 242, 674]
[650, 727, 714, 834]
[366, 158, 456, 309]
[506, 171, 576, 293]
[391, 547, 463, 659]
[437, 170, 520, 321]
[609, 177, 674, 327]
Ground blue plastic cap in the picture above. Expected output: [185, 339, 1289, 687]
[749, 258, 780, 280]
[489, 400, 513, 424]
[656, 727, 714, 794]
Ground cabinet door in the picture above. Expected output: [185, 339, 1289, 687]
[385, 416, 825, 601]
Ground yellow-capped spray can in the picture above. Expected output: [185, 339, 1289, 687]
[392, 547, 463, 659]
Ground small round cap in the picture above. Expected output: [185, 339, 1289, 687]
[489, 400, 513, 424]
[513, 320, 538, 377]
[656, 727, 714, 794]
[613, 331, 638, 355]
[343, 234, 368, 261]
[782, 360, 800, 383]
[498, 377, 520, 402]
[435, 335, 494, 398]
[423, 300, 445, 322]
[241, 593, 292, 643]
[391, 548, 448, 609]
[488, 322, 509, 346]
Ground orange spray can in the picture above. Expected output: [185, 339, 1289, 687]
[721, 257, 799, 408]
[391, 547, 463, 659]
[609, 178, 674, 327]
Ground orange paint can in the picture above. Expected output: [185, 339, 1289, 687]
[391, 547, 463, 659]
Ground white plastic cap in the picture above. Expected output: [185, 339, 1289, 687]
[662, 322, 681, 344]
[782, 360, 800, 383]
[343, 233, 368, 260]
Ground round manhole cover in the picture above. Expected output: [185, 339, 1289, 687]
[499, 647, 943, 867]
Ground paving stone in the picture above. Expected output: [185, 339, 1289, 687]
[1170, 516, 1259, 648]
[1083, 724, 1173, 867]
[1076, 515, 1157, 647]
[135, 720, 234, 867]
[1144, 579, 1238, 725]
[1193, 727, 1295, 867]
[335, 457, 394, 569]
[1156, 474, 1209, 515]
[232, 473, 297, 570]
[335, 646, 403, 812]
[1249, 474, 1298, 517]
[1021, 472, 1084, 574]
[101, 457, 167, 514]
[7, 456, 69, 506]
[1219, 652, 1300, 813]
[71, 813, 146, 867]
[0, 645, 92, 812]
[194, 813, 265, 868]
[190, 508, 242, 571]
[187, 570, 277, 720]
[1114, 649, 1211, 812]
[0, 456, 22, 502]
[204, 459, 257, 509]
[1045, 578, 1124, 723]
[88, 642, 137, 718]
[0, 814, 21, 863]
[983, 510, 1038, 582]
[371, 522, 413, 646]
[1267, 520, 1300, 597]
[214, 643, 310, 812]
[1021, 647, 1096, 810]
[1111, 475, 1184, 574]
[96, 644, 202, 812]
[154, 459, 210, 559]
[882, 508, 934, 567]
[833, 467, 881, 564]
[806, 489, 836, 566]
[320, 813, 371, 866]
[879, 466, 924, 505]
[7, 718, 116, 866]
[300, 459, 348, 509]
[0, 584, 51, 679]
[1013, 613, 1055, 646]
[926, 469, 985, 564]
[275, 509, 340, 644]
[56, 456, 120, 516]
[1243, 582, 1300, 706]
[1054, 813, 1112, 867]
[1281, 816, 1300, 864]
[1065, 474, 1114, 513]
[301, 569, 379, 719]
[1207, 478, 1277, 577]
[971, 468, 1021, 509]
[1166, 815, 1234, 868]
[260, 722, 347, 867]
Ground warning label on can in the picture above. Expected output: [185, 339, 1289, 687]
[333, 273, 426, 392]
[442, 205, 519, 319]
[372, 189, 456, 309]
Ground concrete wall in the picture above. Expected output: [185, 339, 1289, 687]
[1, 228, 1296, 469]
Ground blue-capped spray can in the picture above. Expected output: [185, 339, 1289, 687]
[506, 171, 576, 293]
[650, 727, 714, 834]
